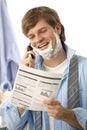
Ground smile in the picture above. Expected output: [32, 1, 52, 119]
[38, 42, 49, 50]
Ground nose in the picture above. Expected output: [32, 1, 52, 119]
[35, 35, 43, 44]
[36, 38, 43, 43]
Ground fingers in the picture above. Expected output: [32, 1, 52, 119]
[0, 91, 12, 103]
[43, 99, 61, 106]
[21, 48, 35, 67]
[25, 57, 35, 67]
[28, 54, 35, 59]
[23, 49, 35, 59]
[43, 99, 67, 120]
[43, 99, 62, 119]
[0, 91, 3, 104]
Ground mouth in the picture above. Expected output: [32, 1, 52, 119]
[38, 42, 49, 50]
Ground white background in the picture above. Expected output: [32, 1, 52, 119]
[7, 0, 87, 58]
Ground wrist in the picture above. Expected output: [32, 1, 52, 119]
[62, 108, 83, 130]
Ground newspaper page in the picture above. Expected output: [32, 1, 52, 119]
[11, 64, 63, 111]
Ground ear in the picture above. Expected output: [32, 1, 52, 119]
[55, 23, 61, 35]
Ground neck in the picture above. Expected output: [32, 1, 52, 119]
[43, 48, 67, 67]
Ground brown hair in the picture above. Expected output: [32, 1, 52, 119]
[22, 6, 66, 42]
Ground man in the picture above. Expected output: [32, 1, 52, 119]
[3, 6, 87, 130]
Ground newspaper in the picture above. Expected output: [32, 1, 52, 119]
[11, 64, 63, 111]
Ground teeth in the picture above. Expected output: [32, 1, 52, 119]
[39, 44, 46, 47]
[38, 43, 48, 48]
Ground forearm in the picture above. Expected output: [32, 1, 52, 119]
[63, 109, 83, 130]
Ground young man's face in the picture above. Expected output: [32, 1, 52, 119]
[27, 19, 61, 50]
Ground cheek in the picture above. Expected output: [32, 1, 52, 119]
[45, 31, 54, 41]
[30, 38, 37, 47]
[30, 41, 36, 48]
[51, 35, 57, 48]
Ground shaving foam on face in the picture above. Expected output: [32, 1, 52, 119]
[32, 40, 54, 59]
[52, 32, 62, 57]
[32, 32, 62, 59]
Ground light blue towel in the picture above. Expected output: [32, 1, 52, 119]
[0, 0, 21, 91]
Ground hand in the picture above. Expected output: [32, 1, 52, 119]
[0, 91, 3, 104]
[21, 48, 36, 67]
[18, 47, 36, 115]
[43, 99, 83, 130]
[0, 91, 12, 104]
[43, 99, 66, 120]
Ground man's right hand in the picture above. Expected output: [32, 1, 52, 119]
[21, 47, 35, 67]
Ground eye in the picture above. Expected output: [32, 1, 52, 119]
[29, 35, 34, 39]
[40, 28, 47, 33]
